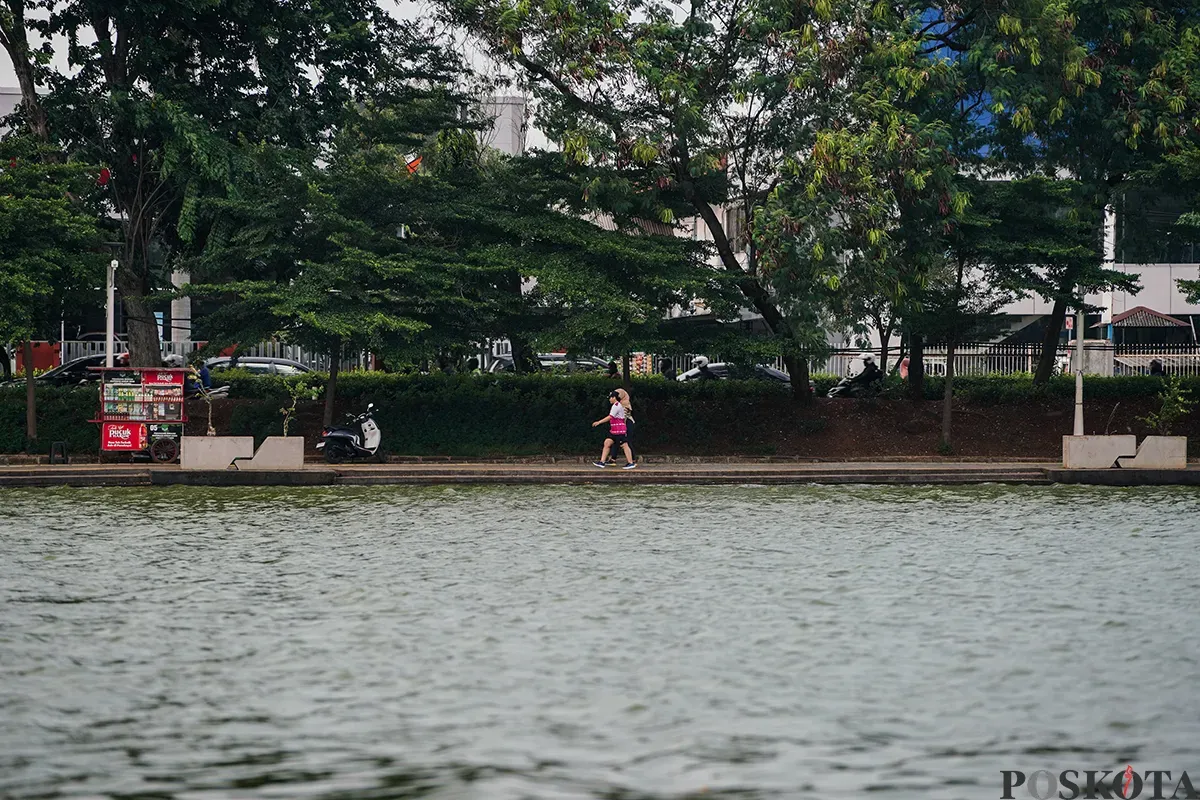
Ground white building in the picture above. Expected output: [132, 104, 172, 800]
[480, 95, 527, 156]
[0, 86, 23, 129]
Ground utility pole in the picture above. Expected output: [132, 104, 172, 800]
[1073, 307, 1084, 436]
[106, 260, 117, 368]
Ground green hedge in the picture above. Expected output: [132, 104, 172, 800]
[2, 373, 1193, 455]
[221, 372, 796, 456]
[913, 374, 1191, 404]
[0, 385, 100, 454]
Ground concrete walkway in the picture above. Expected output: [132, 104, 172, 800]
[2, 461, 1199, 487]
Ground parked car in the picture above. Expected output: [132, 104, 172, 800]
[676, 359, 816, 394]
[486, 354, 612, 373]
[0, 353, 137, 387]
[204, 356, 312, 375]
[676, 361, 791, 383]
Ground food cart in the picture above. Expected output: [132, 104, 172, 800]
[89, 367, 189, 463]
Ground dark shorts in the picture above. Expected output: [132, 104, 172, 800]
[607, 434, 628, 446]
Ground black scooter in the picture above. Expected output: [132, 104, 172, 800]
[827, 374, 882, 399]
[316, 403, 382, 463]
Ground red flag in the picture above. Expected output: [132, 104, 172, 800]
[406, 156, 422, 174]
[98, 167, 111, 186]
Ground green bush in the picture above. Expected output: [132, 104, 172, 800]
[0, 385, 100, 454]
[4, 372, 1196, 455]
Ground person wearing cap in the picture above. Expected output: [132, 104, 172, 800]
[591, 389, 636, 469]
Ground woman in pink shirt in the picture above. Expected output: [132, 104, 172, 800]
[592, 390, 636, 469]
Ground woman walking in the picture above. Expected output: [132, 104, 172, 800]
[605, 388, 636, 465]
[592, 389, 636, 469]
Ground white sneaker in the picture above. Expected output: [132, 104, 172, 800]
[622, 462, 637, 470]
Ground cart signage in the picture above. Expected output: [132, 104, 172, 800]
[102, 422, 147, 451]
[143, 370, 185, 386]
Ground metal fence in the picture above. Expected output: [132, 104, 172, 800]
[59, 339, 1200, 378]
[1113, 343, 1200, 377]
[61, 340, 205, 362]
[657, 343, 1074, 378]
[60, 340, 371, 372]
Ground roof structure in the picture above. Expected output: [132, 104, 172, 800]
[1092, 306, 1190, 329]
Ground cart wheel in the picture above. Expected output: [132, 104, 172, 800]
[150, 438, 179, 463]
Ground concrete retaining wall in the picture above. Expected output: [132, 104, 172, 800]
[180, 437, 255, 470]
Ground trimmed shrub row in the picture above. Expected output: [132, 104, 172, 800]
[2, 372, 1193, 455]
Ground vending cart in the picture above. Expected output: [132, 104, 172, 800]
[89, 367, 189, 463]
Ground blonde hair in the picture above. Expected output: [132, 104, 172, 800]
[615, 387, 632, 415]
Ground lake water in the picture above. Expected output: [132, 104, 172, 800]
[2, 485, 1199, 800]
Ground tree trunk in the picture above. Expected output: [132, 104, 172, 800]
[1, 346, 11, 382]
[621, 353, 631, 392]
[0, 4, 53, 145]
[1034, 295, 1069, 385]
[323, 350, 340, 428]
[870, 312, 893, 374]
[23, 340, 37, 450]
[115, 267, 162, 367]
[940, 340, 957, 450]
[907, 333, 925, 402]
[784, 354, 811, 402]
[690, 197, 812, 405]
[510, 335, 538, 374]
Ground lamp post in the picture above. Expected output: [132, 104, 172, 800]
[106, 259, 117, 368]
[1073, 307, 1084, 436]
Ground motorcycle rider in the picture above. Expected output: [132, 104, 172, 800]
[850, 354, 883, 390]
[692, 356, 716, 380]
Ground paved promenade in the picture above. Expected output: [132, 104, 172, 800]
[2, 461, 1199, 487]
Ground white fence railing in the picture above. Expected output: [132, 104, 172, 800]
[659, 344, 1075, 378]
[1113, 344, 1200, 377]
[52, 340, 1200, 378]
[59, 341, 371, 372]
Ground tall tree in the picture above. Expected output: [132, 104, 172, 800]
[0, 0, 446, 365]
[190, 114, 723, 403]
[0, 138, 104, 447]
[436, 0, 856, 399]
[981, 0, 1200, 381]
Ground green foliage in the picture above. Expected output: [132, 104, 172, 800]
[281, 379, 321, 437]
[189, 125, 719, 367]
[434, 0, 841, 371]
[222, 372, 795, 456]
[1139, 376, 1196, 436]
[5, 374, 1199, 455]
[0, 138, 105, 344]
[0, 385, 99, 453]
[4, 0, 468, 365]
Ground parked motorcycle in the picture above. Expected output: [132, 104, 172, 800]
[316, 403, 382, 463]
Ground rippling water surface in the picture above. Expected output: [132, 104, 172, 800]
[2, 485, 1199, 799]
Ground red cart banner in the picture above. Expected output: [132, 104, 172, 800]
[142, 370, 185, 386]
[102, 422, 147, 451]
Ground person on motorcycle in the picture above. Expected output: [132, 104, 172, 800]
[850, 355, 883, 388]
[692, 356, 715, 380]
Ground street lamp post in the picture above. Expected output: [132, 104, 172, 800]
[106, 260, 117, 368]
[1073, 307, 1084, 436]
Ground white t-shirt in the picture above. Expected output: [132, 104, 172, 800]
[610, 403, 626, 420]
